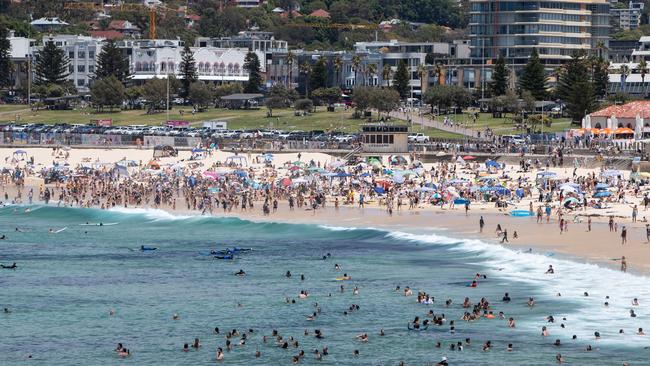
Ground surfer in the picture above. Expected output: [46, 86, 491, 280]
[1, 262, 17, 269]
[545, 265, 555, 274]
[235, 269, 246, 276]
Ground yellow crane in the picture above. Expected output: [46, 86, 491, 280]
[63, 1, 179, 39]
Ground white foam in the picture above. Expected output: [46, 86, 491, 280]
[107, 207, 208, 221]
[376, 229, 650, 346]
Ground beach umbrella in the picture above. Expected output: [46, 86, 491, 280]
[595, 182, 609, 190]
[281, 177, 292, 187]
[593, 191, 611, 198]
[463, 155, 477, 160]
[374, 187, 386, 195]
[292, 178, 308, 184]
[614, 127, 634, 136]
[432, 192, 442, 199]
[393, 175, 405, 184]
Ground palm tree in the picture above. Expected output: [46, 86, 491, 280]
[334, 56, 343, 88]
[620, 64, 630, 93]
[300, 61, 312, 97]
[639, 59, 648, 85]
[417, 64, 427, 95]
[595, 40, 608, 60]
[366, 63, 377, 87]
[382, 64, 392, 88]
[286, 51, 296, 89]
[434, 63, 443, 85]
[351, 54, 361, 87]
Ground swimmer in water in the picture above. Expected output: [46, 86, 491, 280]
[545, 265, 555, 274]
[235, 269, 246, 276]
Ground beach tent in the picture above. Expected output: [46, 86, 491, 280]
[601, 170, 621, 178]
[593, 191, 611, 198]
[388, 155, 407, 166]
[153, 145, 177, 158]
[225, 155, 248, 167]
[374, 187, 386, 195]
[595, 183, 609, 190]
[485, 160, 501, 169]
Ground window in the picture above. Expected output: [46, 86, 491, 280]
[89, 65, 95, 73]
[69, 51, 75, 59]
[78, 65, 85, 72]
[78, 51, 85, 59]
[77, 79, 85, 86]
[89, 51, 95, 59]
[68, 65, 74, 73]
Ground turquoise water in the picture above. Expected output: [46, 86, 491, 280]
[1, 206, 648, 365]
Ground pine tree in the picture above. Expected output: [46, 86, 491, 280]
[95, 39, 130, 84]
[519, 49, 547, 100]
[0, 24, 13, 89]
[592, 57, 609, 99]
[243, 52, 262, 93]
[557, 52, 596, 122]
[34, 40, 70, 85]
[393, 60, 410, 99]
[489, 55, 508, 97]
[309, 57, 328, 91]
[179, 44, 197, 99]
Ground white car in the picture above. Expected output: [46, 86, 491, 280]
[408, 133, 430, 143]
[335, 135, 356, 143]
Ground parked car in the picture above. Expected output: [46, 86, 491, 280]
[408, 133, 430, 143]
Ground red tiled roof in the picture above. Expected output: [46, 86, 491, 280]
[590, 101, 650, 119]
[90, 30, 124, 40]
[309, 9, 330, 18]
[108, 20, 125, 29]
[280, 10, 302, 18]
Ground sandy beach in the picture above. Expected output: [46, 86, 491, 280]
[1, 146, 647, 273]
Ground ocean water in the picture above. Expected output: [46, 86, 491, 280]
[1, 205, 649, 365]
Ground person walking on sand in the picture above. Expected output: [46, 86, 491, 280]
[501, 229, 509, 243]
[587, 216, 592, 232]
[621, 226, 627, 245]
[621, 256, 627, 272]
[479, 216, 485, 233]
[646, 224, 650, 243]
[632, 205, 638, 223]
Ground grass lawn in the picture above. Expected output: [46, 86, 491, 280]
[0, 104, 464, 138]
[446, 112, 574, 135]
[0, 105, 29, 113]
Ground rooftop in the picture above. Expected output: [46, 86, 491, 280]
[590, 101, 650, 119]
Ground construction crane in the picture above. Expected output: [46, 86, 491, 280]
[63, 1, 179, 39]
